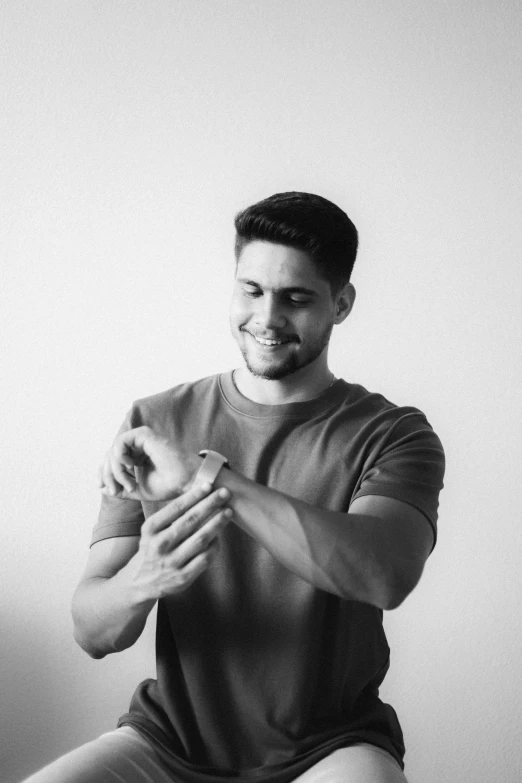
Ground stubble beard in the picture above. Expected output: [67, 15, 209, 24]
[238, 323, 333, 380]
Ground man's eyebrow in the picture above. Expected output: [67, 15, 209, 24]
[237, 278, 318, 296]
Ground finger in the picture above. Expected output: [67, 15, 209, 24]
[166, 507, 233, 566]
[174, 538, 221, 591]
[142, 483, 216, 536]
[150, 488, 231, 546]
[101, 428, 153, 497]
[101, 454, 121, 497]
[100, 451, 136, 498]
[101, 484, 141, 501]
[113, 435, 139, 472]
[110, 435, 139, 492]
[110, 452, 135, 494]
[117, 426, 155, 459]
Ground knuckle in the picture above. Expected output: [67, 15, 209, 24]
[184, 510, 199, 527]
[155, 537, 169, 555]
[197, 530, 211, 549]
[176, 518, 192, 540]
[147, 540, 160, 558]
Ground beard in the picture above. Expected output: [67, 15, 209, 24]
[237, 322, 333, 380]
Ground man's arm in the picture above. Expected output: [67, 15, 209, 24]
[72, 484, 233, 658]
[100, 427, 435, 611]
[214, 470, 433, 610]
[72, 535, 150, 659]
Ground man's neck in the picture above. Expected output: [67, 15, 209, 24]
[233, 363, 335, 405]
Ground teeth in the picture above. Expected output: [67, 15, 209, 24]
[254, 336, 285, 346]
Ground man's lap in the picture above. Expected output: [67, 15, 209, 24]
[21, 727, 408, 783]
[20, 727, 174, 783]
[292, 744, 408, 783]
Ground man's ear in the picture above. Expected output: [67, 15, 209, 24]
[334, 282, 356, 324]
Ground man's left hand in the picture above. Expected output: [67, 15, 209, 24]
[98, 426, 201, 501]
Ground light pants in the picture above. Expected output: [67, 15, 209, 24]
[21, 726, 408, 783]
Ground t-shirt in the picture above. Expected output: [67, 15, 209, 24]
[92, 372, 445, 781]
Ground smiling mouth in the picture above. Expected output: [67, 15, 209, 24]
[246, 331, 297, 347]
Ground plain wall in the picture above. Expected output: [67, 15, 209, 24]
[2, 2, 521, 781]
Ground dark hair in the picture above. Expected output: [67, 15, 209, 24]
[234, 191, 358, 294]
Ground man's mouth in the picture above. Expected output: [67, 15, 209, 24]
[245, 331, 297, 347]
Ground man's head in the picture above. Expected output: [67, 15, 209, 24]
[230, 192, 357, 381]
[234, 191, 358, 297]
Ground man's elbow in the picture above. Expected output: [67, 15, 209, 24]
[336, 572, 416, 610]
[83, 646, 107, 660]
[72, 625, 108, 659]
[71, 596, 110, 659]
[381, 565, 424, 611]
[381, 589, 408, 611]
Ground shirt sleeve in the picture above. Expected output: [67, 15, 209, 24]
[350, 411, 445, 548]
[90, 406, 145, 547]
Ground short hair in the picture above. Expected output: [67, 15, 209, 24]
[234, 191, 358, 294]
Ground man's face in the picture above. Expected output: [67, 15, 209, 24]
[229, 241, 338, 380]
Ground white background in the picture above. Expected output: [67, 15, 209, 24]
[1, 2, 521, 782]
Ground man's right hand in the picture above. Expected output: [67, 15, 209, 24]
[126, 482, 233, 602]
[72, 481, 233, 658]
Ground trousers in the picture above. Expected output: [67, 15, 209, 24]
[21, 727, 408, 783]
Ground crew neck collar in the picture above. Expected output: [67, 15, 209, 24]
[219, 370, 349, 419]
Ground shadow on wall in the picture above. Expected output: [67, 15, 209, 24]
[1, 604, 156, 783]
[0, 610, 87, 783]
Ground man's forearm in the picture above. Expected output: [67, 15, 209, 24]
[97, 429, 429, 610]
[216, 469, 420, 609]
[71, 560, 156, 659]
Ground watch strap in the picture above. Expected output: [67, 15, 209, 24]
[194, 450, 229, 487]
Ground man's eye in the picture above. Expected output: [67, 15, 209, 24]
[244, 288, 262, 298]
[289, 298, 312, 306]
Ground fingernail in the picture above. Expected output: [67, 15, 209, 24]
[201, 482, 212, 493]
[218, 488, 230, 500]
[223, 508, 233, 518]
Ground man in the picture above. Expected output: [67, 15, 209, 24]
[25, 192, 444, 783]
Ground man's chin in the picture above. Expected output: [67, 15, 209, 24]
[243, 355, 300, 381]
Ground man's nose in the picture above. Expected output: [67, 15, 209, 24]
[256, 295, 287, 330]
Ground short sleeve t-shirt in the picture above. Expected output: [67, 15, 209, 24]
[92, 372, 445, 782]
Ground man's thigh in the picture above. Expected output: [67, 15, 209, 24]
[22, 733, 408, 783]
[292, 744, 409, 783]
[21, 726, 176, 783]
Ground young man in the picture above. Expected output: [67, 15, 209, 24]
[25, 192, 444, 783]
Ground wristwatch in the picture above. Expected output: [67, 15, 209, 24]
[194, 450, 230, 487]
